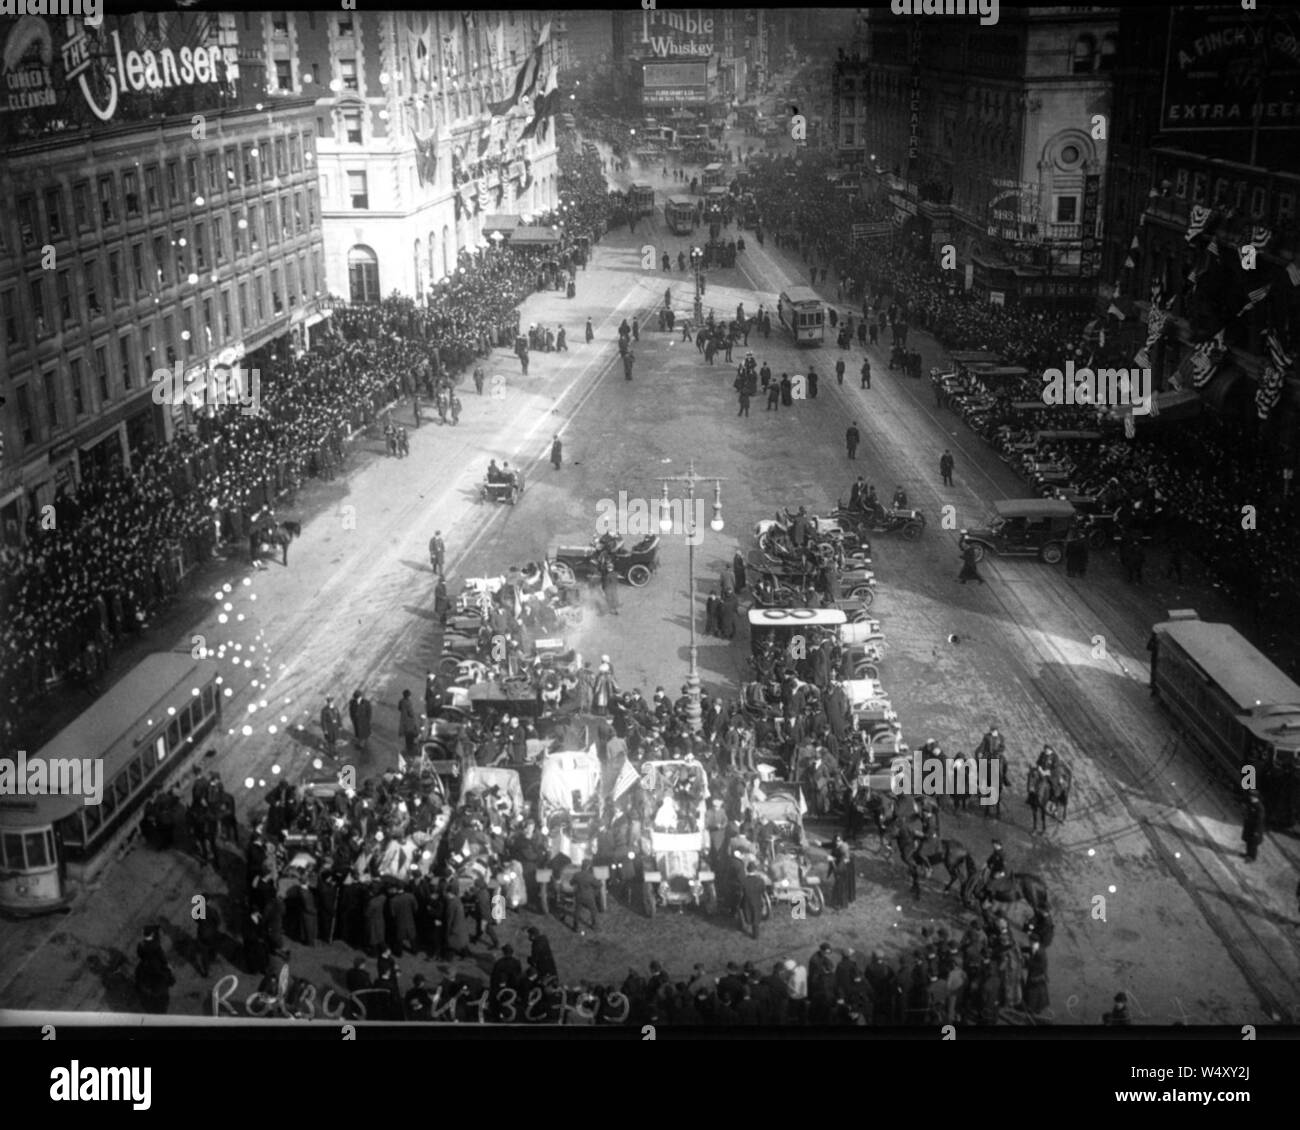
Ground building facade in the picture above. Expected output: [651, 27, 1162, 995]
[243, 10, 560, 306]
[1099, 4, 1300, 439]
[845, 6, 1118, 308]
[0, 12, 325, 545]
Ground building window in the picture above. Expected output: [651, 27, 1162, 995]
[341, 59, 358, 91]
[275, 139, 287, 175]
[16, 384, 35, 444]
[238, 281, 249, 328]
[109, 251, 124, 302]
[140, 323, 154, 378]
[225, 148, 239, 189]
[213, 215, 226, 264]
[195, 222, 208, 269]
[294, 192, 303, 233]
[29, 277, 48, 337]
[17, 195, 38, 246]
[181, 306, 193, 352]
[97, 176, 117, 225]
[94, 346, 110, 401]
[220, 289, 232, 340]
[119, 334, 133, 389]
[242, 145, 256, 182]
[152, 236, 168, 285]
[202, 297, 214, 348]
[272, 11, 288, 36]
[307, 186, 317, 225]
[232, 210, 244, 256]
[73, 182, 92, 230]
[70, 358, 86, 415]
[85, 259, 102, 316]
[44, 371, 61, 432]
[1072, 36, 1096, 74]
[44, 188, 64, 237]
[254, 275, 266, 320]
[260, 139, 273, 181]
[185, 157, 200, 200]
[1, 289, 18, 346]
[266, 199, 278, 245]
[291, 134, 303, 172]
[270, 268, 283, 314]
[56, 269, 73, 323]
[247, 204, 261, 251]
[131, 243, 145, 292]
[144, 166, 161, 209]
[347, 171, 369, 209]
[166, 161, 180, 204]
[276, 60, 292, 91]
[1191, 172, 1207, 204]
[338, 14, 353, 36]
[348, 245, 380, 302]
[287, 260, 297, 306]
[299, 252, 309, 299]
[1099, 34, 1118, 73]
[163, 314, 175, 362]
[280, 193, 291, 238]
[343, 109, 363, 144]
[206, 153, 221, 197]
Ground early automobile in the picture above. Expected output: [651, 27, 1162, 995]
[482, 467, 525, 505]
[960, 498, 1078, 565]
[550, 534, 660, 588]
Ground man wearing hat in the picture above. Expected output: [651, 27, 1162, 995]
[526, 926, 558, 981]
[405, 974, 433, 1022]
[986, 839, 1007, 880]
[740, 862, 767, 940]
[1242, 791, 1267, 861]
[1102, 991, 1132, 1026]
[807, 943, 837, 1023]
[135, 925, 174, 1014]
[320, 695, 342, 757]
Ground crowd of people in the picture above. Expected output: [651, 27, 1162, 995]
[0, 238, 593, 757]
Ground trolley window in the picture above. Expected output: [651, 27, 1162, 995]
[179, 704, 194, 739]
[167, 718, 180, 752]
[59, 810, 85, 848]
[153, 734, 167, 766]
[128, 755, 144, 793]
[25, 830, 49, 868]
[114, 772, 132, 807]
[4, 831, 25, 868]
[203, 684, 216, 716]
[101, 784, 117, 819]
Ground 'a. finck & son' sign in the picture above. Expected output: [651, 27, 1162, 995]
[61, 17, 227, 122]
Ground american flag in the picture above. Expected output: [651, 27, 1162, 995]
[1188, 329, 1228, 388]
[1248, 225, 1272, 250]
[1123, 412, 1136, 439]
[1237, 283, 1271, 317]
[1264, 328, 1294, 373]
[1256, 362, 1284, 420]
[1185, 204, 1212, 243]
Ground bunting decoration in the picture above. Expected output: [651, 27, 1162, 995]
[1185, 204, 1213, 243]
[1237, 282, 1271, 317]
[488, 20, 550, 118]
[1123, 412, 1136, 439]
[1134, 301, 1169, 369]
[1248, 224, 1272, 250]
[411, 126, 438, 186]
[407, 15, 432, 88]
[1254, 330, 1291, 420]
[521, 64, 558, 142]
[1287, 261, 1300, 287]
[1187, 329, 1229, 389]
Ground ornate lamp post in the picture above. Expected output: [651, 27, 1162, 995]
[657, 462, 725, 733]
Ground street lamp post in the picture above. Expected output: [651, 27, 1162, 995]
[690, 246, 704, 320]
[657, 462, 725, 733]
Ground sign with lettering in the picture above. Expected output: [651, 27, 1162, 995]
[643, 61, 708, 89]
[1079, 173, 1101, 276]
[640, 9, 714, 59]
[1161, 7, 1300, 132]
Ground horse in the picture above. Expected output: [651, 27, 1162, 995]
[861, 789, 898, 852]
[974, 750, 1013, 820]
[895, 826, 975, 901]
[1027, 763, 1072, 832]
[970, 869, 1051, 913]
[251, 521, 299, 567]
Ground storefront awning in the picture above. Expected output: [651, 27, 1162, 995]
[509, 227, 560, 246]
[482, 214, 522, 234]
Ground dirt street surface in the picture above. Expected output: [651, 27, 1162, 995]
[3, 152, 1298, 1027]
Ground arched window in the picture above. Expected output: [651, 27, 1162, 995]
[1073, 36, 1096, 75]
[347, 245, 380, 303]
[413, 238, 423, 297]
[428, 231, 436, 285]
[441, 225, 450, 277]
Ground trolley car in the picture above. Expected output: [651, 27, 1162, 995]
[665, 195, 696, 235]
[777, 287, 825, 345]
[0, 652, 223, 916]
[702, 162, 727, 188]
[1150, 610, 1300, 829]
[629, 182, 656, 218]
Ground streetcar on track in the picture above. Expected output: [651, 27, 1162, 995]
[777, 287, 825, 345]
[1150, 610, 1300, 829]
[665, 195, 696, 235]
[629, 182, 656, 218]
[0, 652, 224, 916]
[702, 162, 727, 188]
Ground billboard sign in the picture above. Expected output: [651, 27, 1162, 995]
[643, 61, 707, 89]
[1161, 6, 1300, 131]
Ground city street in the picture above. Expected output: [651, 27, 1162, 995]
[3, 161, 1297, 1026]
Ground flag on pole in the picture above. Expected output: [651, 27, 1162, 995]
[521, 64, 558, 141]
[1123, 411, 1136, 439]
[1256, 361, 1284, 419]
[1237, 283, 1271, 317]
[1188, 328, 1228, 388]
[1264, 327, 1294, 373]
[612, 759, 640, 801]
[488, 19, 549, 117]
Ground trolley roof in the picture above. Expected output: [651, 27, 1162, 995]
[667, 194, 696, 207]
[0, 653, 221, 828]
[631, 182, 654, 191]
[704, 162, 723, 172]
[1154, 617, 1300, 713]
[780, 287, 822, 306]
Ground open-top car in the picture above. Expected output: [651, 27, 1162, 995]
[482, 468, 525, 505]
[550, 534, 660, 588]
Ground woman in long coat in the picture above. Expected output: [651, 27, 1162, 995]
[440, 881, 471, 958]
[1022, 939, 1050, 1014]
[828, 835, 856, 909]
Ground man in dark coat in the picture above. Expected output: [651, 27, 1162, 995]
[835, 357, 846, 385]
[740, 862, 767, 939]
[194, 896, 223, 977]
[320, 695, 342, 756]
[440, 882, 472, 959]
[364, 881, 387, 955]
[388, 881, 419, 955]
[135, 926, 174, 1014]
[491, 944, 524, 997]
[704, 590, 720, 636]
[940, 449, 955, 486]
[1022, 939, 1049, 1014]
[550, 434, 563, 470]
[572, 859, 602, 933]
[717, 592, 738, 640]
[780, 373, 793, 405]
[732, 550, 747, 593]
[808, 942, 837, 1022]
[526, 926, 558, 981]
[958, 537, 985, 585]
[1242, 791, 1267, 861]
[347, 689, 372, 752]
[846, 422, 860, 460]
[405, 974, 433, 1022]
[242, 909, 269, 976]
[766, 378, 780, 410]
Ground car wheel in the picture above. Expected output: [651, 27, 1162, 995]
[902, 522, 923, 541]
[968, 543, 986, 563]
[626, 564, 652, 587]
[438, 655, 462, 677]
[849, 585, 874, 606]
[854, 663, 878, 681]
[806, 885, 825, 916]
[551, 561, 576, 586]
[1041, 542, 1064, 565]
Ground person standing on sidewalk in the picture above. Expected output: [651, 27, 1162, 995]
[398, 689, 420, 758]
[623, 350, 636, 381]
[861, 359, 872, 389]
[957, 536, 985, 585]
[428, 531, 445, 575]
[601, 557, 621, 615]
[473, 366, 485, 395]
[846, 422, 861, 460]
[940, 449, 955, 486]
[550, 434, 563, 471]
[1242, 791, 1267, 861]
[585, 317, 594, 343]
[320, 695, 342, 758]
